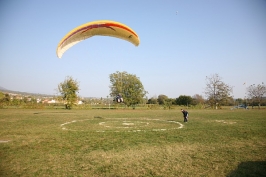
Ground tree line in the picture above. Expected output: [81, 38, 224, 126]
[1, 73, 265, 109]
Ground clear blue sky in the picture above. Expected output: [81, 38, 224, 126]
[0, 0, 265, 99]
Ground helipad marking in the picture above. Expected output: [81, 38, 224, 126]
[60, 118, 184, 132]
[215, 120, 236, 124]
[0, 140, 10, 143]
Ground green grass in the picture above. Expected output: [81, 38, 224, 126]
[0, 109, 266, 176]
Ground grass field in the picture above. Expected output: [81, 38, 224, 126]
[0, 108, 266, 176]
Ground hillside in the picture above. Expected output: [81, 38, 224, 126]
[0, 86, 97, 99]
[0, 86, 54, 97]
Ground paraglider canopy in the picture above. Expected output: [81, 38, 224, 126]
[56, 20, 140, 58]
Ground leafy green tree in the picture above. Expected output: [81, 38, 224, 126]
[235, 98, 243, 105]
[176, 95, 193, 106]
[58, 76, 79, 109]
[246, 82, 266, 109]
[0, 92, 5, 100]
[109, 71, 147, 107]
[0, 92, 6, 107]
[12, 98, 21, 106]
[157, 94, 168, 105]
[0, 92, 11, 106]
[204, 74, 233, 109]
[165, 98, 174, 109]
[147, 96, 158, 104]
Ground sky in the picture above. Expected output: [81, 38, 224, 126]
[0, 0, 265, 99]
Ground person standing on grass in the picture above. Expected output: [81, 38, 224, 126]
[181, 109, 188, 122]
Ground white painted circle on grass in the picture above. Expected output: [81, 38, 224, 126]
[0, 140, 10, 143]
[60, 118, 184, 132]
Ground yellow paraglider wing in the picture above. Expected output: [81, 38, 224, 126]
[56, 20, 140, 58]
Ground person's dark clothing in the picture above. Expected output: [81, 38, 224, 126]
[182, 110, 188, 122]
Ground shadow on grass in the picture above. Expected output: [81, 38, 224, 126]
[227, 161, 266, 177]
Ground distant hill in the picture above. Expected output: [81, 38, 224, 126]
[0, 86, 7, 91]
[0, 86, 97, 99]
[0, 86, 54, 97]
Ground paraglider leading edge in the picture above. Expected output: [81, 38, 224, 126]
[56, 20, 140, 58]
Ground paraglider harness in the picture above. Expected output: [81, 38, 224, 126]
[114, 94, 123, 103]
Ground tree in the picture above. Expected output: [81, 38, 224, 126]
[246, 82, 266, 109]
[204, 74, 233, 109]
[176, 95, 193, 106]
[165, 98, 175, 109]
[235, 98, 243, 105]
[147, 96, 158, 104]
[0, 92, 10, 106]
[192, 94, 205, 106]
[109, 71, 147, 107]
[58, 76, 79, 109]
[157, 94, 168, 105]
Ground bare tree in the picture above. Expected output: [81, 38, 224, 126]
[204, 74, 233, 109]
[192, 94, 205, 105]
[246, 82, 266, 109]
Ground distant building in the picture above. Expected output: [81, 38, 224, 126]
[48, 99, 56, 104]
